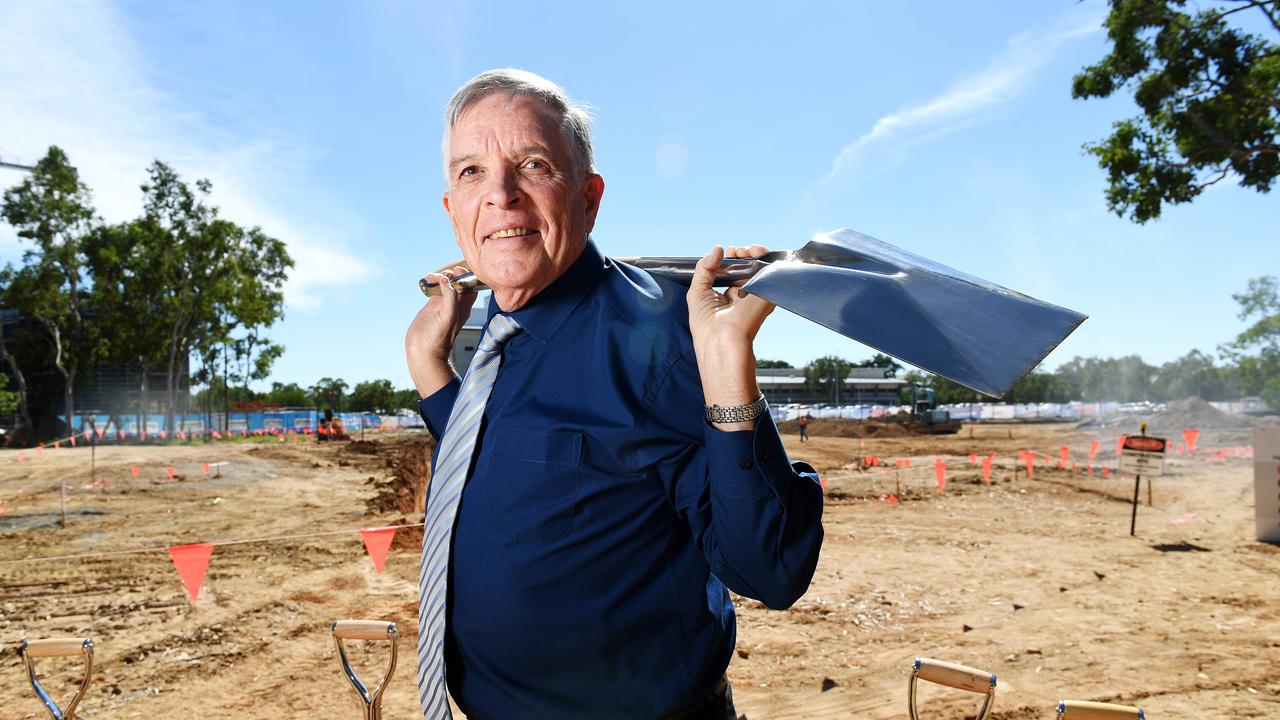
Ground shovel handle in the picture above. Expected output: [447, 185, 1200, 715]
[418, 256, 769, 297]
[912, 657, 996, 694]
[22, 638, 92, 658]
[332, 620, 397, 641]
[1057, 700, 1144, 719]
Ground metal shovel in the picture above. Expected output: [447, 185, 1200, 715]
[19, 637, 95, 720]
[419, 228, 1086, 398]
[331, 620, 399, 720]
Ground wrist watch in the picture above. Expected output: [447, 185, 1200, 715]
[705, 393, 767, 424]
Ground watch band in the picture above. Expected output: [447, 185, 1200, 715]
[705, 393, 767, 424]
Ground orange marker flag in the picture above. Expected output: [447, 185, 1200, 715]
[1182, 429, 1200, 454]
[360, 527, 397, 575]
[130, 466, 141, 477]
[70, 435, 76, 448]
[934, 458, 946, 493]
[166, 467, 175, 479]
[83, 430, 91, 442]
[1103, 466, 1111, 478]
[117, 430, 125, 440]
[981, 454, 993, 485]
[887, 494, 898, 504]
[1116, 434, 1127, 455]
[1022, 452, 1035, 477]
[1072, 461, 1078, 476]
[1058, 446, 1069, 469]
[1089, 440, 1099, 461]
[96, 428, 103, 439]
[859, 439, 865, 449]
[968, 453, 978, 465]
[201, 463, 210, 475]
[168, 543, 215, 602]
[819, 476, 827, 491]
[160, 431, 168, 440]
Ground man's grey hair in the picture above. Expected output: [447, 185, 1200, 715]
[442, 68, 596, 183]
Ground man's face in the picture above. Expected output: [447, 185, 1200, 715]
[443, 92, 604, 309]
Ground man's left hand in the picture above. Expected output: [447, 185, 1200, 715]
[687, 245, 776, 430]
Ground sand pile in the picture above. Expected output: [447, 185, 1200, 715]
[1143, 397, 1259, 432]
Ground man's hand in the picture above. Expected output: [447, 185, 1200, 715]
[687, 245, 776, 431]
[406, 266, 479, 398]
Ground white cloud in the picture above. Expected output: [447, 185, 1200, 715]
[821, 1, 1106, 186]
[0, 0, 371, 309]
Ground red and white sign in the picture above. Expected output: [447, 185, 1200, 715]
[1120, 434, 1167, 476]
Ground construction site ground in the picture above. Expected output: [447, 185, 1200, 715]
[1, 419, 1276, 719]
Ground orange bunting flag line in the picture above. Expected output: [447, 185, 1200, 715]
[168, 543, 215, 602]
[1059, 446, 1069, 469]
[1089, 440, 1099, 461]
[166, 467, 175, 479]
[820, 476, 827, 491]
[981, 455, 993, 485]
[83, 430, 90, 441]
[934, 458, 946, 493]
[130, 466, 141, 477]
[1182, 428, 1200, 454]
[360, 527, 397, 575]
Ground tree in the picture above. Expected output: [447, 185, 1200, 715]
[853, 353, 903, 377]
[310, 377, 348, 411]
[265, 381, 311, 407]
[349, 379, 397, 414]
[755, 359, 793, 368]
[0, 270, 37, 439]
[1, 146, 98, 429]
[1221, 274, 1280, 407]
[804, 355, 853, 403]
[1073, 0, 1280, 222]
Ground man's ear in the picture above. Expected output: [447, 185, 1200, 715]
[442, 191, 452, 217]
[582, 173, 605, 234]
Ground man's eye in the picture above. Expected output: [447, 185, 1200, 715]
[460, 166, 479, 178]
[525, 159, 547, 170]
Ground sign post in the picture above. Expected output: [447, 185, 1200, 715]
[1255, 426, 1280, 544]
[1120, 424, 1166, 536]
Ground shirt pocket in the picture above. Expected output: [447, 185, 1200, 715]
[485, 428, 582, 543]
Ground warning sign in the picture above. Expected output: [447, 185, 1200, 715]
[1255, 426, 1280, 544]
[1120, 435, 1167, 476]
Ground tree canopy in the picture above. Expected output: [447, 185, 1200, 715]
[1073, 0, 1280, 222]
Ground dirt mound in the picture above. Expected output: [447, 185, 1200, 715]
[365, 436, 435, 516]
[343, 440, 381, 455]
[776, 417, 916, 438]
[1145, 396, 1259, 432]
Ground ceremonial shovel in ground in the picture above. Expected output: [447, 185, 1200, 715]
[19, 637, 95, 720]
[331, 620, 399, 720]
[420, 228, 1086, 398]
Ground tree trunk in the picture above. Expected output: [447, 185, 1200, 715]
[138, 360, 149, 437]
[0, 323, 34, 444]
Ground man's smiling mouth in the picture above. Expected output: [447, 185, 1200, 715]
[487, 227, 538, 240]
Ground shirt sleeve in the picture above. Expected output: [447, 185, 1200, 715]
[418, 375, 461, 442]
[651, 352, 824, 610]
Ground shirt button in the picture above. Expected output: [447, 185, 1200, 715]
[738, 458, 753, 470]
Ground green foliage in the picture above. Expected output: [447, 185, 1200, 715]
[309, 377, 349, 412]
[804, 355, 853, 402]
[755, 358, 793, 368]
[853, 353, 903, 377]
[349, 379, 398, 413]
[265, 382, 312, 407]
[1221, 274, 1280, 405]
[1073, 0, 1280, 222]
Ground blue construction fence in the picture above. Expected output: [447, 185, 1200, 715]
[68, 410, 389, 435]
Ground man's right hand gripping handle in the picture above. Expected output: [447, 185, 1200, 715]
[406, 266, 479, 398]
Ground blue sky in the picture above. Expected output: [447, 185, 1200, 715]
[1, 1, 1275, 392]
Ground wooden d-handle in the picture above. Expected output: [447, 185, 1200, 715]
[22, 638, 92, 658]
[913, 657, 996, 694]
[332, 620, 397, 641]
[1057, 700, 1145, 719]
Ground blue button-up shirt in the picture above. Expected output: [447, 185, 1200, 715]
[418, 239, 824, 719]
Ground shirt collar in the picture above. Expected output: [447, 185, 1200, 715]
[487, 236, 607, 343]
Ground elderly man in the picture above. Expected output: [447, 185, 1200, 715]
[406, 69, 824, 720]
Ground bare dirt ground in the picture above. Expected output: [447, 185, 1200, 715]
[1, 421, 1276, 719]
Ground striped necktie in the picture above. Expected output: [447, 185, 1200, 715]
[416, 313, 522, 718]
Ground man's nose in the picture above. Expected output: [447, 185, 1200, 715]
[482, 166, 521, 207]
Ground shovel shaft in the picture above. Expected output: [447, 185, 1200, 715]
[419, 257, 766, 297]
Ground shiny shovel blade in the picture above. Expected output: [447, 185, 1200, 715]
[742, 229, 1086, 398]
